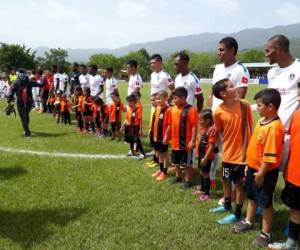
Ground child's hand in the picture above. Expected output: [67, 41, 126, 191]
[200, 158, 207, 167]
[254, 171, 264, 187]
[187, 140, 195, 151]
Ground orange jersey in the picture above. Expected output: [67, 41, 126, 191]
[125, 107, 142, 126]
[284, 110, 300, 186]
[136, 100, 143, 113]
[196, 127, 217, 159]
[48, 96, 55, 104]
[60, 100, 71, 112]
[54, 96, 61, 105]
[73, 95, 83, 112]
[247, 118, 284, 171]
[213, 99, 253, 164]
[167, 104, 198, 151]
[81, 96, 93, 113]
[153, 106, 171, 142]
[108, 101, 125, 123]
[92, 103, 101, 119]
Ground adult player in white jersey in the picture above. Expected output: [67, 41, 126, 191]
[266, 35, 300, 250]
[174, 51, 204, 112]
[210, 37, 249, 110]
[54, 65, 69, 94]
[88, 64, 104, 98]
[79, 65, 90, 90]
[105, 67, 119, 103]
[127, 60, 143, 96]
[150, 54, 174, 95]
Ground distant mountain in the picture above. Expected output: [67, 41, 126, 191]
[35, 23, 300, 62]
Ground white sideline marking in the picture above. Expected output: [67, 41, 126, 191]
[0, 147, 127, 159]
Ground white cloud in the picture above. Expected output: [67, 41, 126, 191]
[44, 1, 80, 21]
[196, 0, 239, 14]
[276, 2, 300, 23]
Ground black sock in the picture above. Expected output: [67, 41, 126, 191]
[152, 155, 156, 162]
[288, 220, 300, 240]
[175, 177, 182, 182]
[200, 176, 205, 192]
[224, 197, 232, 211]
[234, 204, 243, 219]
[204, 178, 211, 195]
[154, 156, 159, 163]
[163, 167, 168, 175]
[159, 163, 164, 172]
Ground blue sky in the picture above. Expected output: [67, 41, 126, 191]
[1, 0, 300, 49]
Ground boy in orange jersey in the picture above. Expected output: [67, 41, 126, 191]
[92, 97, 103, 136]
[233, 88, 284, 248]
[108, 92, 125, 141]
[164, 87, 198, 191]
[134, 91, 143, 137]
[210, 78, 253, 225]
[72, 86, 84, 132]
[81, 87, 94, 133]
[120, 94, 145, 160]
[268, 83, 300, 250]
[47, 92, 55, 113]
[60, 94, 71, 124]
[151, 90, 171, 181]
[54, 90, 62, 123]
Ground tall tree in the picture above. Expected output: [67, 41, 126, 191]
[0, 43, 36, 72]
[43, 48, 70, 69]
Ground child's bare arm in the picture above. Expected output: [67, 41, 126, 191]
[163, 125, 170, 145]
[187, 126, 197, 151]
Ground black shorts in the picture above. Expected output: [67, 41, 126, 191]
[153, 141, 168, 153]
[111, 122, 121, 133]
[245, 167, 279, 209]
[281, 181, 300, 210]
[222, 162, 245, 184]
[198, 158, 213, 174]
[82, 110, 92, 117]
[171, 150, 195, 168]
[124, 125, 139, 143]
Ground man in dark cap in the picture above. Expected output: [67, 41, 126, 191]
[7, 69, 45, 137]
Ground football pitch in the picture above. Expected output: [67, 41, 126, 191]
[0, 83, 288, 250]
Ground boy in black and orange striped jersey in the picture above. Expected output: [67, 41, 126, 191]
[164, 87, 198, 191]
[80, 87, 94, 133]
[72, 86, 84, 132]
[151, 90, 171, 181]
[120, 94, 145, 160]
[60, 94, 71, 125]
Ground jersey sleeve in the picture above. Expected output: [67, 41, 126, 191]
[188, 107, 199, 127]
[263, 125, 284, 165]
[191, 76, 203, 95]
[235, 67, 249, 88]
[208, 130, 217, 144]
[164, 73, 174, 86]
[213, 109, 223, 132]
[99, 77, 104, 86]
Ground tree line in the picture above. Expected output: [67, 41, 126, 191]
[0, 42, 266, 80]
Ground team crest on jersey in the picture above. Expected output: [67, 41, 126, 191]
[168, 78, 173, 83]
[196, 87, 202, 93]
[242, 76, 248, 84]
[289, 73, 295, 81]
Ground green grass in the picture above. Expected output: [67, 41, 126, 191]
[0, 83, 289, 250]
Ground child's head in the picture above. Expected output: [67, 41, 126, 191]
[156, 90, 168, 107]
[74, 86, 82, 96]
[254, 88, 281, 118]
[212, 78, 236, 100]
[61, 94, 67, 100]
[111, 91, 120, 103]
[83, 87, 91, 97]
[94, 97, 104, 106]
[126, 94, 137, 109]
[172, 87, 188, 107]
[134, 91, 141, 101]
[199, 109, 213, 128]
[56, 90, 62, 97]
[150, 93, 157, 107]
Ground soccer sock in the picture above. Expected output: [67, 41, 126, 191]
[288, 220, 300, 241]
[163, 167, 168, 175]
[224, 197, 232, 211]
[159, 163, 164, 172]
[234, 204, 243, 219]
[200, 176, 205, 192]
[152, 155, 156, 162]
[204, 178, 211, 196]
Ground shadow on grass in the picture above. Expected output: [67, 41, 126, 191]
[0, 207, 86, 249]
[0, 167, 27, 181]
[31, 131, 73, 138]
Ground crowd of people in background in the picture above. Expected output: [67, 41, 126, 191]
[5, 34, 300, 250]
